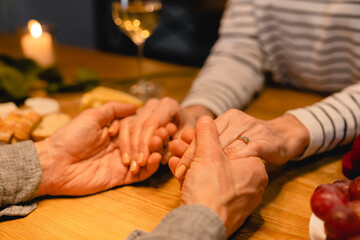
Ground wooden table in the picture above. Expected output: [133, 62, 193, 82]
[0, 33, 349, 240]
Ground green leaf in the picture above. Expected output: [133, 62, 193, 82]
[0, 54, 16, 66]
[38, 66, 63, 83]
[0, 65, 31, 99]
[75, 68, 98, 84]
[13, 58, 41, 76]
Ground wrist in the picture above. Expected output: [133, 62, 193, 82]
[183, 105, 215, 118]
[269, 114, 310, 161]
[182, 105, 215, 124]
[34, 139, 54, 196]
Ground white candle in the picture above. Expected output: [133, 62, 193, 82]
[21, 20, 55, 67]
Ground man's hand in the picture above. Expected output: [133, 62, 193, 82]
[34, 101, 162, 197]
[168, 116, 268, 236]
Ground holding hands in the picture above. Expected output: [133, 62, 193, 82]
[170, 108, 310, 167]
[115, 97, 180, 174]
[169, 116, 268, 236]
[34, 97, 181, 198]
[32, 98, 274, 236]
[36, 96, 301, 218]
[214, 109, 310, 165]
[113, 99, 217, 176]
[35, 101, 162, 197]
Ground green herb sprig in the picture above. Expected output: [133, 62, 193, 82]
[0, 54, 99, 103]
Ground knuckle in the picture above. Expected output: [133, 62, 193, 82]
[146, 98, 159, 106]
[130, 124, 139, 134]
[257, 164, 269, 185]
[226, 108, 241, 117]
[162, 97, 178, 107]
[226, 108, 237, 115]
[251, 160, 269, 187]
[162, 97, 172, 103]
[143, 117, 158, 128]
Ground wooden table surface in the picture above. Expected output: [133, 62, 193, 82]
[0, 33, 349, 240]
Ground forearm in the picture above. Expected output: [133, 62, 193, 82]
[181, 51, 264, 117]
[286, 83, 360, 159]
[0, 141, 42, 217]
[181, 1, 264, 116]
[183, 105, 216, 120]
[174, 105, 216, 135]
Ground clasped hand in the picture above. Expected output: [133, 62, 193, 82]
[169, 116, 268, 236]
[35, 101, 171, 196]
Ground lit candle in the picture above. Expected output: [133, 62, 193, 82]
[20, 20, 55, 67]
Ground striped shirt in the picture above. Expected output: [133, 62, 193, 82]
[181, 0, 360, 159]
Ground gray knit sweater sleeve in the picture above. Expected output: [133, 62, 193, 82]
[0, 141, 42, 218]
[127, 205, 226, 240]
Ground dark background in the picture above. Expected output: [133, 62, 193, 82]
[0, 0, 225, 67]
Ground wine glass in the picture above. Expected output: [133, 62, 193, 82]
[112, 0, 162, 101]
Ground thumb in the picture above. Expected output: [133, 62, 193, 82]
[97, 101, 137, 127]
[194, 116, 222, 161]
[173, 116, 220, 179]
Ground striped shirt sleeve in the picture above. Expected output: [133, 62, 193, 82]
[181, 0, 266, 116]
[287, 82, 360, 159]
[181, 0, 360, 160]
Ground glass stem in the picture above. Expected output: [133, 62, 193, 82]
[136, 42, 145, 85]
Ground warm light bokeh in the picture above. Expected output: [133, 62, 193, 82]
[21, 19, 55, 66]
[27, 19, 43, 38]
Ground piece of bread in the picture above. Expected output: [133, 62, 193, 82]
[0, 118, 14, 144]
[0, 109, 41, 143]
[14, 110, 42, 140]
[31, 113, 71, 141]
[80, 86, 143, 110]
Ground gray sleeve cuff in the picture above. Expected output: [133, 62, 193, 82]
[0, 141, 42, 218]
[127, 205, 226, 240]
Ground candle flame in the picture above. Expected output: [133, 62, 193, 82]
[28, 19, 43, 38]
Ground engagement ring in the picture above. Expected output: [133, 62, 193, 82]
[237, 136, 251, 144]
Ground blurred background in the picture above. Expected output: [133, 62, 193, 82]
[0, 0, 226, 67]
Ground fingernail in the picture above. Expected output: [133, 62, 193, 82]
[165, 151, 172, 160]
[108, 125, 115, 135]
[122, 153, 130, 165]
[175, 165, 186, 179]
[130, 160, 138, 174]
[161, 152, 172, 164]
[138, 152, 144, 165]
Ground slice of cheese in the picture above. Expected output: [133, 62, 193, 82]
[25, 97, 60, 116]
[80, 86, 143, 110]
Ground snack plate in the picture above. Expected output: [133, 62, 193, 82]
[309, 213, 326, 240]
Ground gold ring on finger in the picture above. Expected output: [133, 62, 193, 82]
[237, 136, 251, 145]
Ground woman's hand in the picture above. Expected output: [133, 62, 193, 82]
[214, 109, 310, 165]
[117, 98, 180, 174]
[170, 109, 310, 166]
